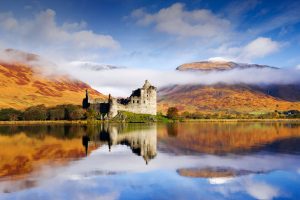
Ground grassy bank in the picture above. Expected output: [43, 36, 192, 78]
[180, 118, 300, 122]
[111, 111, 157, 123]
[0, 120, 93, 125]
[0, 118, 300, 125]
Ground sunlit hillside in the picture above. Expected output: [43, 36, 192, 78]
[176, 60, 277, 71]
[158, 60, 300, 114]
[158, 84, 300, 114]
[0, 61, 106, 109]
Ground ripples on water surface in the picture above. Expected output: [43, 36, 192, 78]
[0, 122, 300, 199]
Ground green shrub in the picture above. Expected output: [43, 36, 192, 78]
[86, 109, 101, 120]
[24, 105, 48, 120]
[65, 104, 85, 120]
[167, 107, 179, 119]
[0, 108, 23, 121]
[48, 106, 65, 120]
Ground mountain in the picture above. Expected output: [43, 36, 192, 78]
[0, 49, 106, 109]
[69, 61, 121, 71]
[158, 84, 300, 113]
[176, 61, 278, 71]
[158, 61, 300, 114]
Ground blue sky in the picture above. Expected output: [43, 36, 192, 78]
[0, 0, 300, 70]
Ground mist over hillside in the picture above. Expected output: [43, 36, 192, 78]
[0, 49, 105, 109]
[0, 48, 300, 113]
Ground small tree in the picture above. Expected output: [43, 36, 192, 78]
[167, 107, 179, 119]
[48, 106, 65, 120]
[86, 109, 100, 120]
[24, 105, 48, 120]
[65, 104, 85, 120]
[181, 111, 190, 119]
[0, 108, 23, 121]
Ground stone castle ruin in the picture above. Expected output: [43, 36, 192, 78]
[83, 80, 157, 118]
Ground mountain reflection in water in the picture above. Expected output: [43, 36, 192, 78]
[0, 122, 300, 199]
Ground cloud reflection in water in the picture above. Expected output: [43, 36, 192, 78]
[1, 122, 300, 199]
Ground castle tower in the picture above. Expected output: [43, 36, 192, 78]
[108, 96, 118, 118]
[141, 80, 157, 115]
[86, 89, 89, 100]
[143, 80, 151, 89]
[82, 89, 90, 109]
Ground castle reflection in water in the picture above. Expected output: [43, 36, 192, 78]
[83, 123, 157, 164]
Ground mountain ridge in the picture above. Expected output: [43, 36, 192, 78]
[158, 83, 300, 114]
[176, 61, 278, 71]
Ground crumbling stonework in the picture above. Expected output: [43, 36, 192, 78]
[83, 80, 157, 118]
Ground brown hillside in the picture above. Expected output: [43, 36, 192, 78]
[176, 61, 276, 71]
[177, 61, 234, 71]
[0, 62, 106, 109]
[158, 84, 300, 114]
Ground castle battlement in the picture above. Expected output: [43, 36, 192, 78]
[83, 80, 157, 119]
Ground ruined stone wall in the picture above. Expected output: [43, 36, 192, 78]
[85, 80, 157, 118]
[109, 86, 157, 117]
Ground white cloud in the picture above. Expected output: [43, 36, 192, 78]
[245, 180, 279, 200]
[131, 3, 231, 38]
[63, 61, 300, 96]
[296, 65, 300, 70]
[208, 177, 234, 185]
[129, 3, 290, 66]
[62, 20, 87, 31]
[208, 57, 231, 62]
[237, 37, 280, 61]
[215, 178, 281, 200]
[213, 37, 280, 62]
[0, 9, 119, 49]
[0, 9, 119, 62]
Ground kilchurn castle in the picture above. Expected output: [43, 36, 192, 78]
[83, 80, 157, 119]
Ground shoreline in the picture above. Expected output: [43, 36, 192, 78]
[181, 118, 300, 123]
[0, 120, 91, 125]
[0, 118, 300, 125]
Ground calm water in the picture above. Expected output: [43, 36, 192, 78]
[1, 122, 300, 200]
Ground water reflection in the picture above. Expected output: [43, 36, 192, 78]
[82, 134, 90, 156]
[1, 122, 300, 199]
[85, 124, 157, 164]
[158, 122, 300, 155]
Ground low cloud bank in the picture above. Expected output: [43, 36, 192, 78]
[1, 49, 299, 97]
[63, 63, 300, 96]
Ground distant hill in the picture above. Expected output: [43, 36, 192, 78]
[0, 49, 106, 109]
[69, 61, 121, 71]
[158, 60, 300, 114]
[158, 84, 300, 114]
[176, 60, 278, 71]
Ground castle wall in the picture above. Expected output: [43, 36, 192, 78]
[109, 86, 157, 117]
[85, 80, 157, 118]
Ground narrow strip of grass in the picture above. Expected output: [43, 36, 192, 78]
[0, 120, 88, 125]
[180, 118, 300, 122]
[0, 118, 299, 125]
